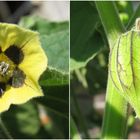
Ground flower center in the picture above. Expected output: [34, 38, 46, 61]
[0, 53, 15, 83]
[0, 45, 26, 96]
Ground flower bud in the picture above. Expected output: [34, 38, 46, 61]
[109, 18, 140, 118]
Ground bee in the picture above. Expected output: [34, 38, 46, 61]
[0, 67, 26, 96]
[9, 68, 26, 88]
[2, 45, 25, 88]
[0, 44, 35, 96]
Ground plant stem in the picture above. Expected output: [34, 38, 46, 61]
[102, 77, 128, 138]
[95, 1, 128, 139]
[75, 69, 88, 88]
[95, 1, 125, 47]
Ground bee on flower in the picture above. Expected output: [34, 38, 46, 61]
[0, 23, 47, 113]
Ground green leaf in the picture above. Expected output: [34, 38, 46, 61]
[19, 15, 68, 35]
[70, 1, 104, 71]
[40, 68, 68, 86]
[40, 29, 69, 86]
[70, 31, 104, 71]
[1, 102, 40, 138]
[36, 85, 69, 119]
[37, 20, 69, 130]
[35, 85, 69, 138]
[40, 30, 69, 73]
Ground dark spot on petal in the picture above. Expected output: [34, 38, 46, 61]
[8, 67, 26, 88]
[0, 82, 6, 97]
[4, 45, 24, 65]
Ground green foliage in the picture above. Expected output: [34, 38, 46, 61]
[37, 85, 69, 118]
[19, 15, 68, 35]
[40, 68, 68, 86]
[40, 30, 69, 86]
[70, 1, 106, 71]
[1, 102, 40, 138]
[71, 1, 140, 139]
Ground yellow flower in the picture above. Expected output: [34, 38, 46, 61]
[0, 23, 47, 113]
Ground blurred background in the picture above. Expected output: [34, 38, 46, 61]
[0, 1, 69, 23]
[70, 1, 140, 139]
[0, 1, 69, 139]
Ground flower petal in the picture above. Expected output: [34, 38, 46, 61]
[0, 23, 47, 82]
[0, 23, 36, 51]
[18, 34, 47, 82]
[0, 23, 47, 113]
[0, 76, 43, 113]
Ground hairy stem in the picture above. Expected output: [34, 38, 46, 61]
[95, 1, 128, 139]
